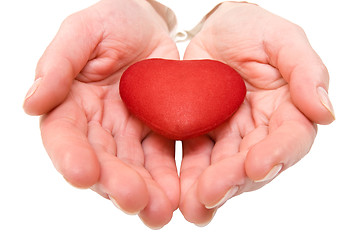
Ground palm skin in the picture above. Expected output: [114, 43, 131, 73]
[179, 2, 334, 225]
[24, 0, 180, 229]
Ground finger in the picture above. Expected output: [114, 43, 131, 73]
[195, 124, 244, 209]
[138, 182, 174, 230]
[245, 101, 317, 182]
[98, 153, 150, 215]
[116, 135, 175, 229]
[112, 130, 175, 228]
[40, 97, 100, 188]
[179, 136, 216, 225]
[265, 23, 335, 124]
[142, 133, 179, 211]
[193, 101, 258, 209]
[198, 127, 244, 210]
[23, 10, 101, 116]
[197, 124, 271, 209]
[88, 121, 149, 214]
[179, 182, 216, 227]
[209, 132, 241, 164]
[198, 155, 249, 210]
[208, 99, 255, 164]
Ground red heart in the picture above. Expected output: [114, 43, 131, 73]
[120, 58, 246, 140]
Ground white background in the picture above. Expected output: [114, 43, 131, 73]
[1, 0, 359, 239]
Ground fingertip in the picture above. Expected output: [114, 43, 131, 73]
[138, 208, 173, 230]
[179, 184, 215, 226]
[316, 86, 336, 124]
[138, 183, 173, 229]
[101, 161, 149, 215]
[291, 58, 335, 125]
[23, 78, 42, 115]
[245, 145, 279, 182]
[245, 115, 316, 182]
[290, 83, 335, 125]
[197, 164, 226, 207]
[194, 209, 217, 227]
[197, 155, 246, 208]
[204, 185, 239, 210]
[23, 74, 72, 116]
[253, 164, 283, 183]
[244, 128, 291, 182]
[61, 150, 101, 189]
[109, 196, 141, 216]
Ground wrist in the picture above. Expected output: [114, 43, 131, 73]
[147, 0, 177, 37]
[229, 1, 258, 6]
[176, 1, 258, 42]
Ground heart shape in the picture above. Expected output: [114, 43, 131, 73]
[120, 58, 246, 140]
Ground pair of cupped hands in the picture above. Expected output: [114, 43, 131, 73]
[23, 0, 334, 229]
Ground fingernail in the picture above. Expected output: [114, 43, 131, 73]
[205, 185, 239, 209]
[109, 196, 140, 215]
[255, 164, 283, 183]
[24, 78, 42, 101]
[195, 209, 217, 227]
[317, 87, 335, 120]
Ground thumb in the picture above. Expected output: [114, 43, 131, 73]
[23, 11, 100, 115]
[267, 25, 335, 125]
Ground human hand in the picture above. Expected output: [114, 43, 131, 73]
[23, 0, 180, 229]
[179, 2, 335, 225]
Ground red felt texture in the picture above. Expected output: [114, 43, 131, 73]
[119, 58, 246, 140]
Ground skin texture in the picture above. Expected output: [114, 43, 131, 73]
[23, 0, 335, 228]
[179, 2, 334, 225]
[23, 0, 180, 229]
